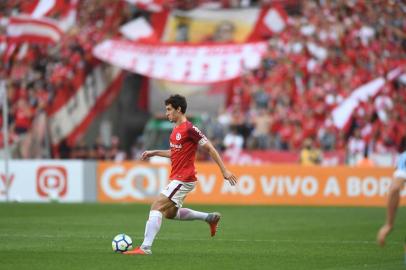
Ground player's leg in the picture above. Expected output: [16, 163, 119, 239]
[173, 209, 221, 237]
[173, 208, 209, 220]
[142, 195, 175, 249]
[164, 181, 221, 236]
[124, 194, 174, 255]
[377, 177, 405, 246]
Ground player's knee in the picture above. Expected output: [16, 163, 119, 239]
[164, 212, 174, 219]
[163, 208, 177, 219]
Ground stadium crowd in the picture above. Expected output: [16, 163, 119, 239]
[0, 0, 132, 158]
[216, 0, 406, 159]
[0, 0, 405, 163]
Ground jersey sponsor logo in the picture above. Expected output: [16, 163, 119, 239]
[170, 142, 182, 149]
[176, 132, 181, 140]
[192, 125, 206, 139]
[36, 166, 68, 198]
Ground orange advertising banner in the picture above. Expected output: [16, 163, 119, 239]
[97, 162, 404, 206]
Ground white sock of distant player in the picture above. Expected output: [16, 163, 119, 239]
[174, 208, 209, 221]
[141, 210, 162, 250]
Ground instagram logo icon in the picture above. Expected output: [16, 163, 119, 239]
[36, 166, 68, 198]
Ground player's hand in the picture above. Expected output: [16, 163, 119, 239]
[377, 224, 393, 247]
[141, 151, 154, 160]
[223, 170, 237, 186]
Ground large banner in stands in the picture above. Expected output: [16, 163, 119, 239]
[94, 40, 267, 84]
[93, 7, 287, 84]
[97, 162, 401, 206]
[0, 160, 85, 202]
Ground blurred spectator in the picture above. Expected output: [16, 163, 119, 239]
[347, 129, 366, 165]
[131, 136, 145, 160]
[223, 125, 244, 150]
[300, 138, 322, 165]
[71, 139, 88, 159]
[56, 139, 71, 159]
[13, 98, 33, 135]
[317, 121, 337, 151]
[247, 108, 272, 149]
[107, 136, 126, 162]
[87, 145, 98, 160]
[356, 147, 376, 167]
[95, 137, 107, 160]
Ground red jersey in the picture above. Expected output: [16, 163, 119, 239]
[169, 121, 208, 182]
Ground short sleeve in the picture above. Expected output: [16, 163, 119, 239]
[394, 152, 406, 179]
[396, 153, 406, 170]
[188, 125, 208, 146]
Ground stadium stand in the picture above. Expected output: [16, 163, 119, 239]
[0, 0, 405, 165]
[0, 0, 127, 158]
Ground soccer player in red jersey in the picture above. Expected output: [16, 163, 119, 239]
[124, 94, 237, 255]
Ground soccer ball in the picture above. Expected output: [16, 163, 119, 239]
[112, 233, 133, 253]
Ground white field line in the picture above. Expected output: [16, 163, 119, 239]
[0, 233, 401, 245]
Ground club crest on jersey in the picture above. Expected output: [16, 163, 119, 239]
[176, 133, 181, 140]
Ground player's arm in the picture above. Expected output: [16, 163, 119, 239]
[201, 140, 237, 186]
[141, 150, 171, 160]
[377, 177, 405, 246]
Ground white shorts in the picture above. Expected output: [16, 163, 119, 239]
[161, 180, 196, 208]
[394, 170, 406, 180]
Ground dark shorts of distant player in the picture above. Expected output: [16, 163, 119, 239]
[161, 180, 196, 208]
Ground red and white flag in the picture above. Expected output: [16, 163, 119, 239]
[93, 39, 267, 84]
[6, 15, 63, 44]
[29, 0, 67, 18]
[48, 66, 124, 146]
[247, 6, 287, 41]
[332, 67, 405, 129]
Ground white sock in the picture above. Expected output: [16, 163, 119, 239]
[141, 210, 162, 249]
[174, 208, 209, 221]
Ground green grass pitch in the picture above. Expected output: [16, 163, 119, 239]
[0, 203, 405, 270]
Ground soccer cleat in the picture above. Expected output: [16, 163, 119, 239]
[123, 246, 152, 255]
[206, 212, 221, 237]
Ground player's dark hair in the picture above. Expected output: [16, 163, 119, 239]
[165, 94, 187, 114]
